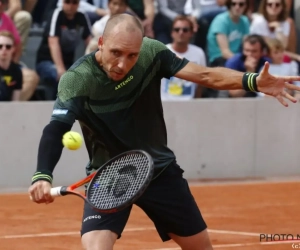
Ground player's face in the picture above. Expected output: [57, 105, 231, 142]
[0, 36, 14, 61]
[99, 31, 142, 81]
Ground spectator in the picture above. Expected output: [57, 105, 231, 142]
[85, 0, 128, 55]
[0, 31, 22, 101]
[57, 0, 108, 24]
[224, 34, 271, 97]
[185, 0, 227, 50]
[6, 0, 32, 51]
[127, 0, 155, 38]
[36, 0, 92, 100]
[161, 15, 206, 100]
[153, 0, 200, 44]
[262, 38, 299, 97]
[0, 0, 38, 101]
[250, 0, 298, 60]
[207, 0, 250, 67]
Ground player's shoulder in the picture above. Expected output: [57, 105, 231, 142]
[58, 54, 95, 102]
[140, 37, 169, 56]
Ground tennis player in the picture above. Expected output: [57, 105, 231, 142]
[28, 13, 300, 250]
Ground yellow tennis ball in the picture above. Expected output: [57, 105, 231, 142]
[62, 131, 83, 150]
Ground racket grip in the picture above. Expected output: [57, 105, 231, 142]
[50, 186, 63, 197]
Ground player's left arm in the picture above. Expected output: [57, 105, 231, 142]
[174, 60, 300, 106]
[175, 61, 247, 90]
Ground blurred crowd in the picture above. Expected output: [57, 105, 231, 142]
[0, 0, 299, 101]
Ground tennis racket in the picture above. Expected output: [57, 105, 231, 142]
[49, 150, 154, 213]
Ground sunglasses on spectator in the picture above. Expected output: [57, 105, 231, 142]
[173, 27, 191, 33]
[267, 2, 281, 7]
[64, 0, 79, 4]
[0, 44, 12, 50]
[231, 2, 246, 7]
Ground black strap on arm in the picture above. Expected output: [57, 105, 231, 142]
[31, 120, 72, 184]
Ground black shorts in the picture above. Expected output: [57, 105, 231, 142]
[80, 161, 207, 241]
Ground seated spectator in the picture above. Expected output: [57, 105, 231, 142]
[36, 0, 92, 100]
[153, 0, 200, 44]
[6, 0, 33, 52]
[224, 34, 271, 97]
[161, 15, 206, 100]
[0, 0, 38, 100]
[85, 0, 128, 54]
[206, 0, 250, 67]
[257, 38, 299, 98]
[0, 31, 22, 101]
[185, 0, 227, 50]
[250, 0, 299, 62]
[249, 0, 296, 53]
[127, 0, 155, 38]
[57, 0, 108, 24]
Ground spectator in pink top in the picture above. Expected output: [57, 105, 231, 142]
[0, 0, 39, 101]
[0, 0, 21, 62]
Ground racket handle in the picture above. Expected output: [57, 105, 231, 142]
[50, 186, 64, 197]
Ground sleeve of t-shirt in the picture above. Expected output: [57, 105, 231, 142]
[79, 12, 92, 40]
[148, 39, 189, 79]
[13, 65, 23, 90]
[48, 8, 62, 37]
[209, 14, 229, 36]
[225, 56, 239, 69]
[50, 71, 85, 125]
[281, 20, 290, 36]
[243, 17, 250, 35]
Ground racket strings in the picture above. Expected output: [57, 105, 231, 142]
[87, 153, 150, 210]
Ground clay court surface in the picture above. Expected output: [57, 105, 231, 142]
[1, 179, 300, 250]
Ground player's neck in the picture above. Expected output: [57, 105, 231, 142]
[171, 43, 188, 54]
[0, 59, 10, 70]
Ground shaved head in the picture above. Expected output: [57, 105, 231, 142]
[102, 13, 144, 41]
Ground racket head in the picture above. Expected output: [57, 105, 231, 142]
[86, 150, 154, 213]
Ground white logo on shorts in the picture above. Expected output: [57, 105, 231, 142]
[83, 215, 102, 222]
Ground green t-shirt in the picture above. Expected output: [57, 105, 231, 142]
[51, 37, 189, 176]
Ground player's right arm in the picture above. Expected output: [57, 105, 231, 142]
[28, 71, 83, 204]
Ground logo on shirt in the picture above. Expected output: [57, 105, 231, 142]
[2, 76, 16, 87]
[52, 109, 68, 115]
[115, 75, 134, 90]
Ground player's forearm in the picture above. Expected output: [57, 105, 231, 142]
[32, 121, 71, 184]
[176, 62, 249, 90]
[198, 67, 244, 89]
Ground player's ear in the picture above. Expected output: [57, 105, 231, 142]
[98, 37, 103, 47]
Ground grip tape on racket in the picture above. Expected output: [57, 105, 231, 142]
[50, 186, 63, 197]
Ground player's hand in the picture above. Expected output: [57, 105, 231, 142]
[256, 62, 300, 107]
[28, 181, 54, 204]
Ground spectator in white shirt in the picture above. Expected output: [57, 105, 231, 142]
[57, 0, 108, 24]
[161, 15, 206, 100]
